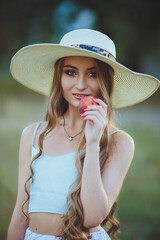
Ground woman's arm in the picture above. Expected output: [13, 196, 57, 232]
[80, 132, 135, 228]
[7, 203, 29, 240]
[7, 124, 36, 240]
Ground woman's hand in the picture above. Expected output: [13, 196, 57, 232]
[80, 98, 108, 145]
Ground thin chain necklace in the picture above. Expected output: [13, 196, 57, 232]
[62, 115, 83, 141]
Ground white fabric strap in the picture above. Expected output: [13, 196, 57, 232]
[109, 130, 123, 135]
[32, 122, 42, 148]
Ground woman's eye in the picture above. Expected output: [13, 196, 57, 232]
[89, 71, 98, 78]
[65, 70, 76, 76]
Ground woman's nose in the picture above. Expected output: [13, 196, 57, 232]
[76, 75, 87, 89]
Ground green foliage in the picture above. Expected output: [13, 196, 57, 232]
[0, 0, 160, 78]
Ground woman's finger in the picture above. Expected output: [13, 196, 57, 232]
[83, 104, 106, 119]
[92, 97, 108, 114]
[82, 110, 108, 127]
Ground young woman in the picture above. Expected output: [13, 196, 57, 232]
[7, 29, 159, 240]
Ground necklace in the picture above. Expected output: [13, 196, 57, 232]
[63, 115, 83, 141]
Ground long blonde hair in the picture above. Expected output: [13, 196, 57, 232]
[22, 57, 121, 239]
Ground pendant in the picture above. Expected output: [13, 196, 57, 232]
[68, 136, 73, 141]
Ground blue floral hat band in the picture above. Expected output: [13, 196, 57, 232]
[71, 44, 116, 61]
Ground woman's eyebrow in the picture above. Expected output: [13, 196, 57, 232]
[87, 67, 97, 70]
[63, 65, 77, 69]
[63, 65, 97, 70]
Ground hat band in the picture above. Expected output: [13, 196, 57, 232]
[71, 44, 116, 61]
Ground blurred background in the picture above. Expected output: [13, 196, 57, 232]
[0, 0, 160, 239]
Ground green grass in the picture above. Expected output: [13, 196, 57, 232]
[0, 86, 160, 240]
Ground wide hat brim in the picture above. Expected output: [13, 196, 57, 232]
[10, 44, 160, 109]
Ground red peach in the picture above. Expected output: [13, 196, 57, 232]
[78, 96, 99, 114]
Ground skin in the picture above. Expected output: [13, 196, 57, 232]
[61, 56, 108, 146]
[7, 56, 135, 239]
[60, 56, 101, 128]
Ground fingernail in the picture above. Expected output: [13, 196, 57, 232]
[80, 112, 84, 116]
[83, 106, 88, 110]
[82, 117, 85, 120]
[93, 97, 98, 99]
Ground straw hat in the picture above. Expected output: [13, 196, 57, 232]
[10, 29, 159, 109]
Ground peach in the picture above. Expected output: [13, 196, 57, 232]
[78, 96, 99, 114]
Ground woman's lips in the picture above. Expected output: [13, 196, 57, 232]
[73, 94, 91, 100]
[73, 95, 86, 100]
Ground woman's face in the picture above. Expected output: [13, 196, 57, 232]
[61, 56, 101, 108]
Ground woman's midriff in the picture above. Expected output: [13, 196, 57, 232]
[29, 212, 102, 236]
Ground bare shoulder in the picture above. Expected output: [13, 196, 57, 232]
[111, 130, 134, 145]
[21, 121, 47, 141]
[105, 130, 135, 169]
[19, 121, 46, 162]
[21, 122, 37, 141]
[22, 121, 46, 134]
[110, 130, 134, 154]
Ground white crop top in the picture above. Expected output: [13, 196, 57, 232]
[28, 122, 123, 215]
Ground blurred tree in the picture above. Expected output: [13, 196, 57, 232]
[0, 0, 160, 77]
[0, 0, 62, 63]
[75, 0, 160, 72]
